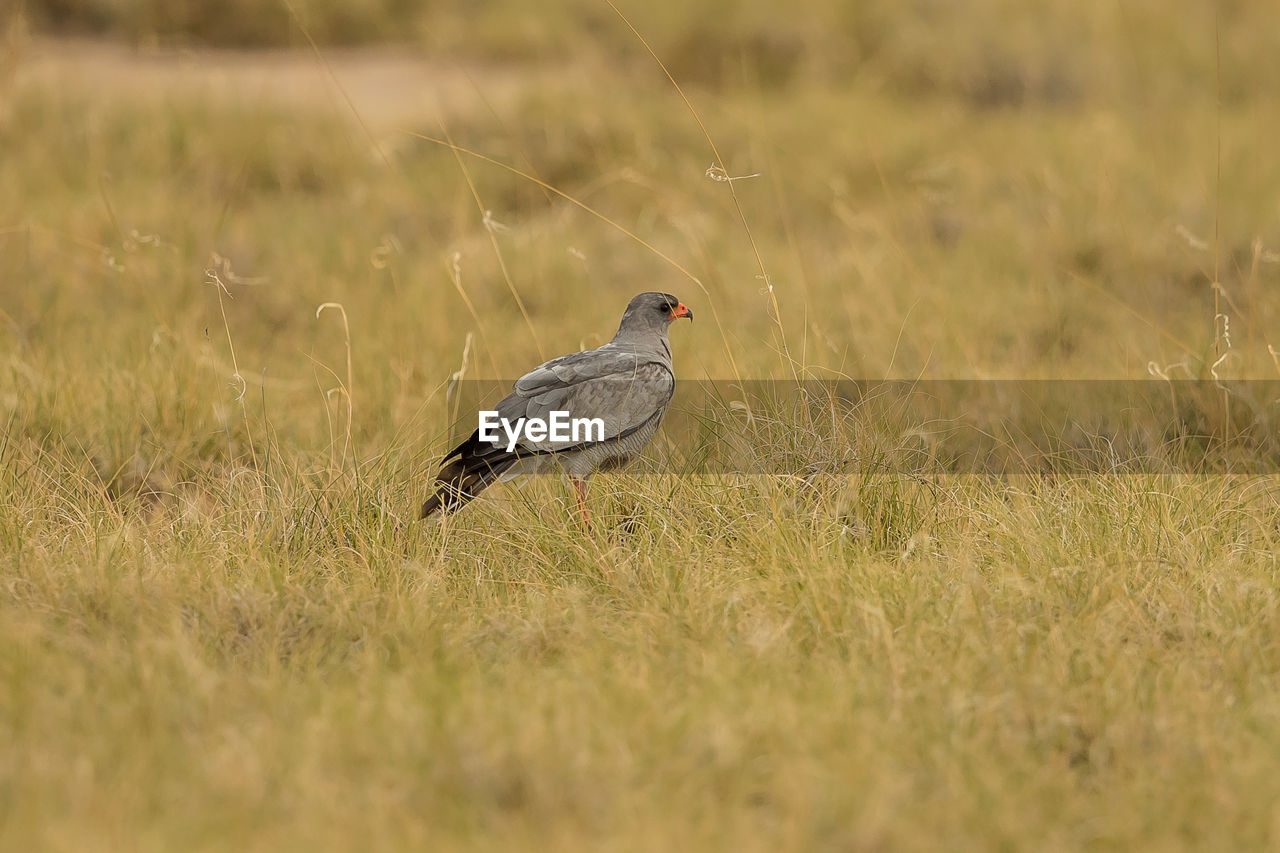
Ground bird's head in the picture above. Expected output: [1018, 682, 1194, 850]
[615, 292, 693, 340]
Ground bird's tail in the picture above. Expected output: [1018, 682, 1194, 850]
[419, 437, 519, 519]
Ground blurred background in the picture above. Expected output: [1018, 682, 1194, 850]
[1, 0, 1279, 473]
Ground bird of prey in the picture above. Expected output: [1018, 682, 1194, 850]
[420, 291, 693, 526]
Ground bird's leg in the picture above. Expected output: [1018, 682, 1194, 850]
[572, 477, 592, 531]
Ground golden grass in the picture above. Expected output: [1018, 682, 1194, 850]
[3, 0, 1280, 848]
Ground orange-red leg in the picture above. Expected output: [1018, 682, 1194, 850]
[572, 477, 591, 531]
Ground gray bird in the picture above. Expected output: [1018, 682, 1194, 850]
[420, 292, 693, 525]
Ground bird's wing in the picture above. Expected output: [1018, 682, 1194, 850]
[512, 343, 652, 395]
[485, 346, 674, 453]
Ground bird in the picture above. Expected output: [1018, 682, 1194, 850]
[420, 291, 693, 527]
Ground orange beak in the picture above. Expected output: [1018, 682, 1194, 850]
[671, 302, 693, 322]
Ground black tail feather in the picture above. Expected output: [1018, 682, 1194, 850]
[419, 432, 519, 519]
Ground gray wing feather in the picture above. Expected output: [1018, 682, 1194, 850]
[486, 345, 674, 453]
[513, 344, 651, 394]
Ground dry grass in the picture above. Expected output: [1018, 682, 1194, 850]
[3, 0, 1280, 849]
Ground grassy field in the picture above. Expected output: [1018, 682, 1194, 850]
[3, 0, 1280, 849]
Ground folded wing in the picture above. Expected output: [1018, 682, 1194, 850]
[420, 345, 674, 517]
[500, 347, 675, 452]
